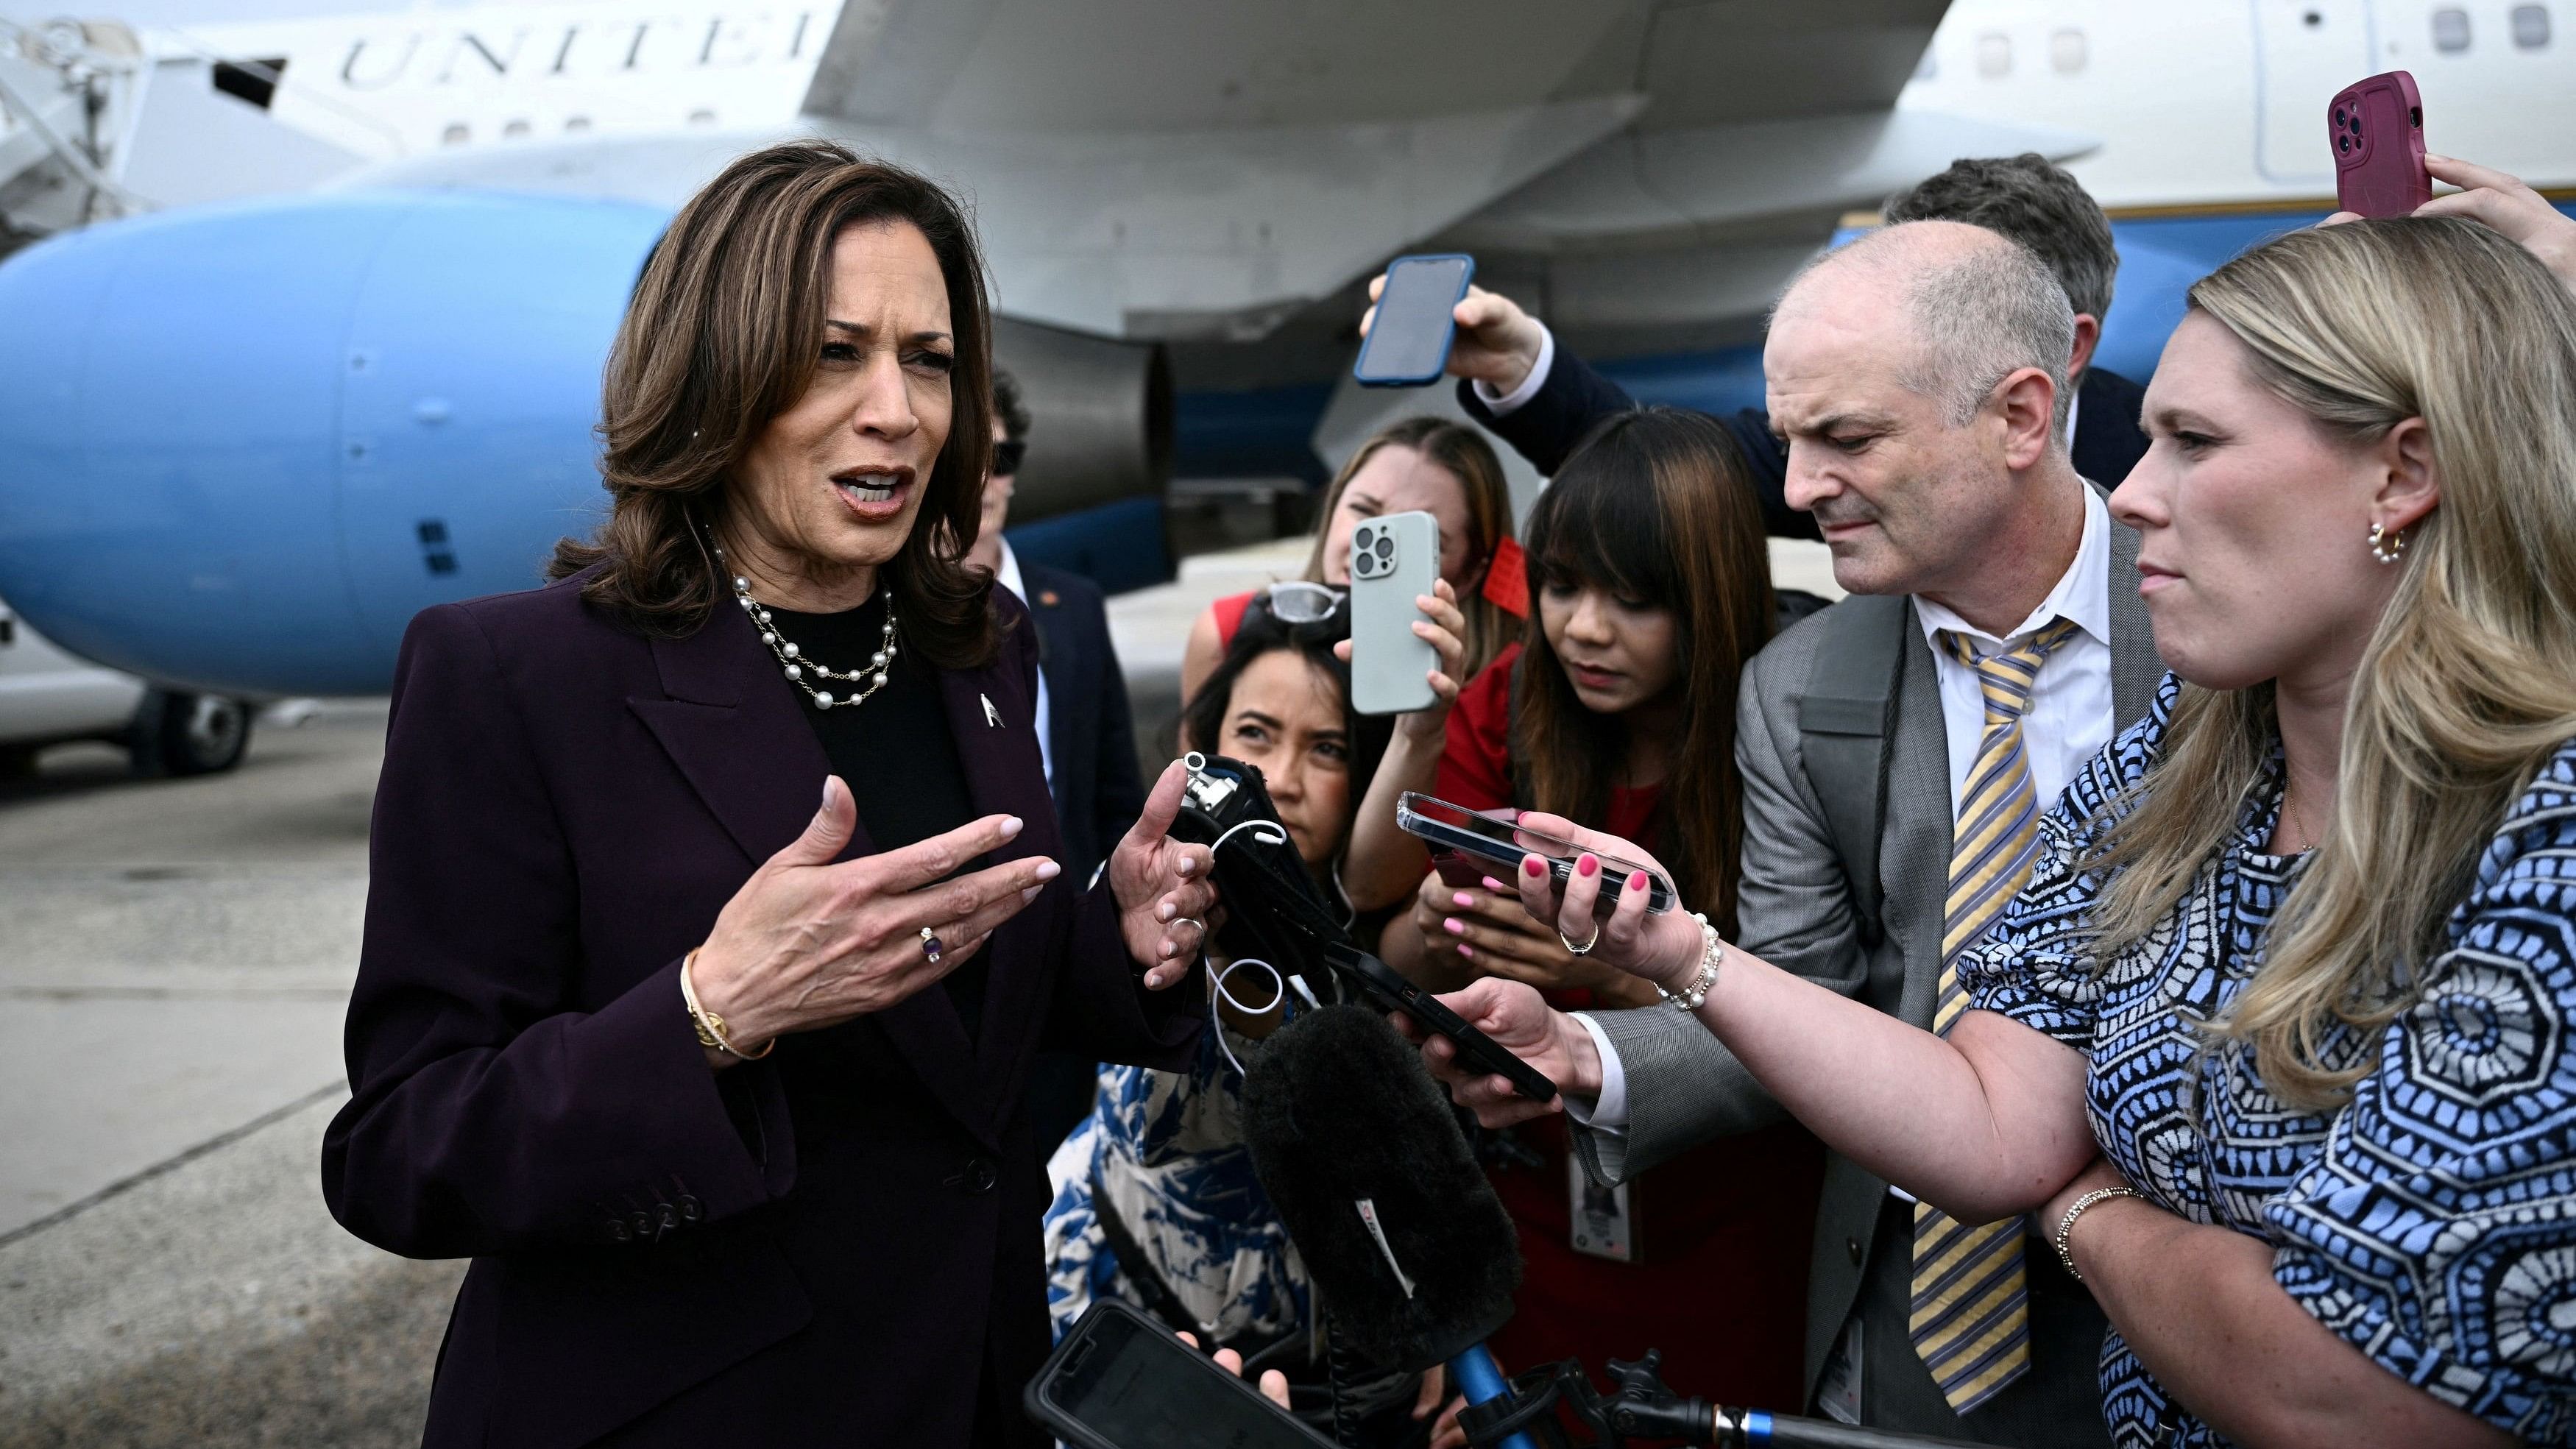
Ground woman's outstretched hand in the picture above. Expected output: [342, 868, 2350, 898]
[1334, 577, 1471, 744]
[1107, 759, 1220, 988]
[2325, 155, 2576, 292]
[689, 776, 1061, 1058]
[1503, 812, 1708, 996]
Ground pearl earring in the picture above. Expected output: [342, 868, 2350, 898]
[2367, 522, 2407, 564]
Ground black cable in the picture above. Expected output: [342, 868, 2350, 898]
[1323, 1311, 1365, 1448]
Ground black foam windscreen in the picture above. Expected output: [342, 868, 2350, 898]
[1241, 1004, 1521, 1372]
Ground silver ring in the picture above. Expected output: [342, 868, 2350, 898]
[1559, 926, 1599, 956]
[918, 927, 944, 966]
[1170, 917, 1205, 936]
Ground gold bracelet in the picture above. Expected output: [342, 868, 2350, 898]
[680, 949, 773, 1060]
[2051, 1185, 2144, 1281]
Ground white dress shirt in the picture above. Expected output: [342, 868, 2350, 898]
[990, 539, 1056, 790]
[1570, 482, 2117, 1135]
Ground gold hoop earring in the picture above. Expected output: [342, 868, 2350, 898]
[2367, 522, 2407, 565]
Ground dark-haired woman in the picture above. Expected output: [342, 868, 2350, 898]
[320, 142, 1217, 1448]
[1362, 408, 1824, 1407]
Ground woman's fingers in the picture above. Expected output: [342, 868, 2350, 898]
[884, 853, 1060, 947]
[1412, 1364, 1447, 1419]
[1556, 852, 1606, 943]
[1599, 868, 1655, 963]
[2425, 153, 2532, 196]
[860, 812, 1028, 895]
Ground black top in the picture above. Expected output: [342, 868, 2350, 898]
[768, 590, 991, 1036]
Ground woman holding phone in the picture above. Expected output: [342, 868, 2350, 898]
[1178, 417, 1518, 703]
[1427, 216, 2576, 1445]
[1362, 408, 1823, 1407]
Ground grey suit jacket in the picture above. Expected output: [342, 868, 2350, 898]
[1572, 491, 2163, 1397]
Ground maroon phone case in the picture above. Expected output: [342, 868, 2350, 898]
[2331, 71, 2431, 219]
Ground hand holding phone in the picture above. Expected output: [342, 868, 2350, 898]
[1398, 793, 1675, 918]
[1347, 511, 1440, 715]
[2330, 71, 2431, 219]
[1353, 254, 1475, 387]
[1027, 1302, 1334, 1448]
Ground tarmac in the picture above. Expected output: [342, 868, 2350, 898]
[0, 535, 1838, 1448]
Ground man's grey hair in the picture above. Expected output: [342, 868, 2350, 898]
[1885, 153, 2118, 323]
[1779, 222, 2078, 436]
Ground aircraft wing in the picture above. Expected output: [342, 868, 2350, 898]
[349, 0, 2091, 345]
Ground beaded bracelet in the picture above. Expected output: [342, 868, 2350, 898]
[681, 948, 774, 1060]
[1655, 912, 1724, 1011]
[2051, 1185, 2144, 1280]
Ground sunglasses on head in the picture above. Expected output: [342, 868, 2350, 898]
[992, 437, 1027, 476]
[1260, 581, 1347, 626]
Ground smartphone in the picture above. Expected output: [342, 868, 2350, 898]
[1326, 941, 1560, 1102]
[1348, 510, 1440, 715]
[2330, 71, 2431, 219]
[1353, 254, 1474, 387]
[1025, 1300, 1337, 1449]
[1397, 793, 1676, 918]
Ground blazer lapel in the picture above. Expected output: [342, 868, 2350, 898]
[2103, 518, 2163, 730]
[1883, 604, 1955, 1032]
[936, 650, 1059, 1091]
[627, 603, 996, 1147]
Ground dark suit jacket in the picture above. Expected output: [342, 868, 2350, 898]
[1458, 345, 2154, 508]
[1020, 561, 1144, 887]
[320, 571, 1200, 1449]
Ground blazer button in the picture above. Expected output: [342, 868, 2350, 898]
[606, 1219, 631, 1244]
[964, 1156, 999, 1194]
[629, 1209, 654, 1239]
[654, 1202, 681, 1235]
[676, 1194, 704, 1224]
[1847, 1236, 1864, 1266]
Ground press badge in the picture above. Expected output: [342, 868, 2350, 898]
[1815, 1317, 1863, 1424]
[1568, 1153, 1635, 1261]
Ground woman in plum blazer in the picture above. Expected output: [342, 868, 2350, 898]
[320, 142, 1217, 1449]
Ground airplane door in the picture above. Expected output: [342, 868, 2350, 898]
[2253, 0, 2379, 183]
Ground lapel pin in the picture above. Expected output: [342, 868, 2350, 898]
[1038, 589, 1061, 607]
[982, 692, 1002, 728]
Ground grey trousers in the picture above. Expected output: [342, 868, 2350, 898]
[1840, 1194, 2115, 1448]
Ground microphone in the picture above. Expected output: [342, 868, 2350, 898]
[1242, 1002, 1535, 1449]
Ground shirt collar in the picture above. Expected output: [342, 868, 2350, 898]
[1915, 481, 2111, 651]
[991, 538, 1027, 605]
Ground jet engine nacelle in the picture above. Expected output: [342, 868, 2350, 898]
[0, 188, 1170, 696]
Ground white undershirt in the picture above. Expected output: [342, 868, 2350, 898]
[990, 539, 1055, 790]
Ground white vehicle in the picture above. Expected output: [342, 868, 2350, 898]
[0, 596, 252, 778]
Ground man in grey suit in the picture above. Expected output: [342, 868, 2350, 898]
[1417, 222, 2162, 1447]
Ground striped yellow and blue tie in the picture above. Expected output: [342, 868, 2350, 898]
[1908, 617, 2082, 1416]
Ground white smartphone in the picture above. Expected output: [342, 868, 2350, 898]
[1348, 509, 1440, 715]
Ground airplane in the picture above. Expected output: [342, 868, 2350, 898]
[0, 0, 2569, 698]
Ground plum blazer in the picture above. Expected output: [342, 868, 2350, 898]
[321, 567, 1200, 1449]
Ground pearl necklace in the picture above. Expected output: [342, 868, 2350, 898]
[713, 545, 898, 711]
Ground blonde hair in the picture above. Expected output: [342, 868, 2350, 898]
[2089, 218, 2576, 1108]
[1301, 417, 1517, 682]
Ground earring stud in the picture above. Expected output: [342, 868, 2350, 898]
[2367, 522, 2407, 564]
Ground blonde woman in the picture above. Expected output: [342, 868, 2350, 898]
[1177, 416, 1518, 701]
[1415, 211, 2576, 1447]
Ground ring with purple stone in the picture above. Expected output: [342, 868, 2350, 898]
[918, 927, 944, 966]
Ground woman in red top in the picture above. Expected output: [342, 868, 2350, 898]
[1362, 408, 1824, 1409]
[1179, 417, 1520, 702]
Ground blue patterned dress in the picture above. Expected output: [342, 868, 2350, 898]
[1959, 673, 2576, 1447]
[1041, 1021, 1309, 1351]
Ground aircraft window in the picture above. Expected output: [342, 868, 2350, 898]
[1976, 30, 2011, 77]
[503, 119, 531, 139]
[2433, 7, 2472, 51]
[2050, 28, 2087, 72]
[440, 122, 470, 146]
[2513, 4, 2551, 47]
[2302, 7, 2324, 26]
[688, 108, 717, 127]
[565, 116, 592, 133]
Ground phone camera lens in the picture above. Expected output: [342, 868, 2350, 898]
[2332, 107, 2346, 126]
[2339, 134, 2352, 153]
[1373, 535, 1394, 560]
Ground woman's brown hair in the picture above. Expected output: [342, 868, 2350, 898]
[1512, 408, 1774, 932]
[549, 140, 998, 666]
[1300, 417, 1517, 681]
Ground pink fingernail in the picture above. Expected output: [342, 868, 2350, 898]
[1524, 857, 1546, 878]
[1628, 870, 1649, 891]
[1457, 943, 1474, 958]
[1452, 891, 1475, 908]
[1443, 918, 1466, 936]
[1577, 853, 1599, 879]
[1482, 876, 1507, 892]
